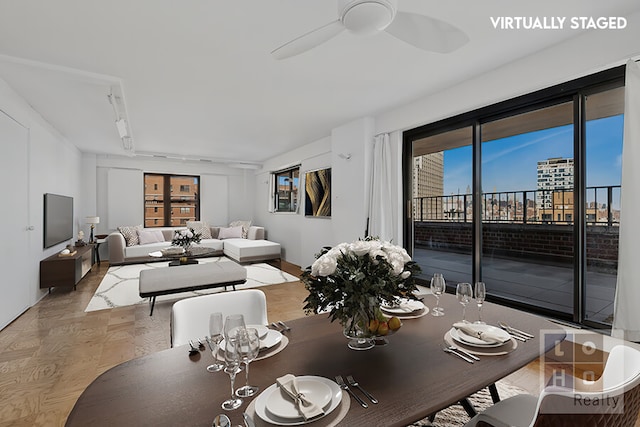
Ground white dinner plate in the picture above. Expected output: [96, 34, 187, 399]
[450, 325, 510, 348]
[255, 376, 342, 426]
[265, 378, 333, 419]
[246, 324, 269, 340]
[219, 329, 282, 352]
[380, 298, 425, 314]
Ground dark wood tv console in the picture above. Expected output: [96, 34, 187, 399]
[40, 245, 94, 292]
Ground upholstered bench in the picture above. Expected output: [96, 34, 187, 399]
[139, 262, 247, 315]
[223, 238, 281, 263]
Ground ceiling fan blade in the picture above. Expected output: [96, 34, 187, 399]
[271, 19, 345, 60]
[385, 11, 469, 54]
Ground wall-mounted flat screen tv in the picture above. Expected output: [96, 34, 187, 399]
[43, 193, 74, 249]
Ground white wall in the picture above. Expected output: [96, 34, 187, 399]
[254, 136, 333, 267]
[0, 77, 84, 308]
[254, 118, 375, 268]
[94, 155, 252, 239]
[331, 117, 375, 244]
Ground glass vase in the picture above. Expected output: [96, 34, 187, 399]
[342, 304, 377, 351]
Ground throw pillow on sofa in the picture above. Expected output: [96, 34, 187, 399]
[137, 229, 165, 245]
[229, 220, 252, 239]
[186, 220, 213, 239]
[218, 226, 243, 239]
[118, 225, 143, 246]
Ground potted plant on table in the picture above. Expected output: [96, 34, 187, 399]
[301, 237, 421, 350]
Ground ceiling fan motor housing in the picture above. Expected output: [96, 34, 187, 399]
[338, 0, 397, 35]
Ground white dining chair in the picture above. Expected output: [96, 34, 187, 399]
[170, 289, 269, 347]
[464, 344, 640, 427]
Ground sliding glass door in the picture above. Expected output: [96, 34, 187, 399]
[411, 126, 473, 289]
[584, 86, 624, 324]
[480, 101, 575, 317]
[403, 67, 625, 328]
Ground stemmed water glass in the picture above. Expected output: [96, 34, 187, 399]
[224, 314, 246, 340]
[235, 328, 260, 398]
[474, 282, 486, 324]
[456, 282, 473, 323]
[206, 312, 224, 372]
[221, 333, 243, 410]
[430, 273, 446, 317]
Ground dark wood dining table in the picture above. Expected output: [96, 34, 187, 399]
[66, 294, 565, 427]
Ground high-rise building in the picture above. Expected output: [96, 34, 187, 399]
[413, 153, 444, 219]
[536, 157, 574, 209]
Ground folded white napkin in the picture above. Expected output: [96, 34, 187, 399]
[453, 322, 508, 344]
[276, 374, 325, 420]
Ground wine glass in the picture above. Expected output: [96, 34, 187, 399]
[456, 282, 473, 323]
[206, 312, 224, 372]
[224, 314, 246, 340]
[474, 282, 486, 324]
[221, 333, 243, 410]
[235, 328, 260, 397]
[430, 273, 446, 317]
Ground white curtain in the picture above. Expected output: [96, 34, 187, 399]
[612, 60, 640, 342]
[368, 133, 394, 241]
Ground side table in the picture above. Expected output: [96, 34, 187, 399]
[91, 237, 107, 265]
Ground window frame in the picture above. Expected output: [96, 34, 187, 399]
[403, 65, 625, 330]
[144, 173, 201, 227]
[272, 165, 300, 213]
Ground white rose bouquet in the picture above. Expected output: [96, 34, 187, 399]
[302, 237, 421, 326]
[171, 228, 202, 250]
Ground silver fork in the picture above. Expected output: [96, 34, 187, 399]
[443, 343, 480, 361]
[346, 375, 378, 404]
[335, 375, 368, 408]
[442, 344, 474, 363]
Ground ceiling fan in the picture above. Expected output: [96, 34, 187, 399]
[271, 0, 469, 60]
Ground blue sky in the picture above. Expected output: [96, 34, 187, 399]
[442, 115, 624, 195]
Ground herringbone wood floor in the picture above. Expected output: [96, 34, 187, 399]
[2, 261, 631, 426]
[0, 260, 307, 426]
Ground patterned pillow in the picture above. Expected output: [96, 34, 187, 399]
[118, 225, 143, 246]
[229, 220, 252, 239]
[186, 221, 213, 239]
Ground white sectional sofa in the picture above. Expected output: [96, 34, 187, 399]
[107, 225, 280, 265]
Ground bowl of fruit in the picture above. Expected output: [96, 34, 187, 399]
[343, 309, 402, 350]
[368, 313, 402, 346]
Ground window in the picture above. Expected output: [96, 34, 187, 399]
[273, 166, 300, 213]
[144, 173, 200, 227]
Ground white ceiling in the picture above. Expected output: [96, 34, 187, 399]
[0, 0, 638, 166]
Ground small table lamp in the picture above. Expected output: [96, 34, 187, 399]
[86, 216, 100, 243]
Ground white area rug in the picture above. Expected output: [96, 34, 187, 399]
[85, 257, 298, 312]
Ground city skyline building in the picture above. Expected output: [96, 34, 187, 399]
[413, 153, 444, 219]
[536, 157, 574, 209]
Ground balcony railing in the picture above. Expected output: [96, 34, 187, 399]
[414, 185, 620, 226]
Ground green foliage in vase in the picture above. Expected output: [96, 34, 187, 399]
[171, 228, 202, 248]
[301, 237, 422, 325]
